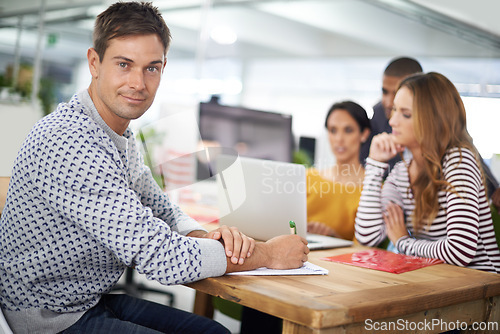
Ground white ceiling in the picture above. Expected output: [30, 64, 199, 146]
[1, 0, 500, 66]
[1, 0, 499, 158]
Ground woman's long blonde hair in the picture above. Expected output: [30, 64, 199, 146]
[398, 72, 484, 232]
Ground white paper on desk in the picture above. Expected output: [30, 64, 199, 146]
[227, 262, 328, 276]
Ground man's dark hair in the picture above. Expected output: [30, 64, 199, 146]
[384, 57, 423, 78]
[324, 101, 371, 132]
[93, 1, 171, 61]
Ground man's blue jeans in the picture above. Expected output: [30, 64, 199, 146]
[60, 294, 230, 334]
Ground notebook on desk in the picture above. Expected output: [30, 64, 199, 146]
[215, 155, 353, 250]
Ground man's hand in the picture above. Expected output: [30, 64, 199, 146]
[225, 234, 309, 273]
[383, 202, 409, 244]
[188, 225, 255, 265]
[307, 221, 339, 237]
[369, 132, 404, 163]
[264, 234, 309, 269]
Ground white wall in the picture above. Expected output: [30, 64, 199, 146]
[0, 102, 42, 176]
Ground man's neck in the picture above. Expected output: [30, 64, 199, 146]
[87, 86, 129, 136]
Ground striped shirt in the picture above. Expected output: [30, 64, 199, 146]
[355, 148, 500, 274]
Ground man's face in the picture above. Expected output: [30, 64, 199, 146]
[381, 75, 403, 120]
[88, 34, 165, 134]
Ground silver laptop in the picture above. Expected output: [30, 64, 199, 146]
[215, 155, 353, 250]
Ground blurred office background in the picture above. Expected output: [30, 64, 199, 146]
[1, 0, 500, 177]
[1, 0, 500, 331]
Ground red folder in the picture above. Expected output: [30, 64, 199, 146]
[321, 249, 444, 274]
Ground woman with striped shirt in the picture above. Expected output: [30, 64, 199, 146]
[355, 72, 500, 273]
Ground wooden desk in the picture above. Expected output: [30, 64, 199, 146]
[188, 246, 500, 333]
[0, 177, 10, 214]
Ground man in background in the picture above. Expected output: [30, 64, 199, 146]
[360, 57, 498, 197]
[360, 57, 422, 170]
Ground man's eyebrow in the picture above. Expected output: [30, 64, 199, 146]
[113, 56, 134, 62]
[112, 56, 164, 65]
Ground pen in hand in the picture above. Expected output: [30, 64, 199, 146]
[289, 220, 297, 235]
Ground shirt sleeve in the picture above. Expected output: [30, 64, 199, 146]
[395, 149, 483, 267]
[33, 125, 226, 284]
[133, 164, 205, 236]
[355, 158, 391, 246]
[126, 132, 204, 236]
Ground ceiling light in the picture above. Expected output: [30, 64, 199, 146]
[210, 26, 237, 45]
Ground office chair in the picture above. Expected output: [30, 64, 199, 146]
[112, 267, 175, 306]
[0, 308, 13, 334]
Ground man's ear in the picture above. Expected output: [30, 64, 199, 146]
[161, 57, 167, 73]
[87, 48, 100, 78]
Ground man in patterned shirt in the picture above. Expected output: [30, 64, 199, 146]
[0, 2, 309, 333]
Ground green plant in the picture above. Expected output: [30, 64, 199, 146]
[9, 63, 33, 98]
[38, 77, 56, 116]
[137, 128, 166, 189]
[1, 64, 55, 113]
[293, 149, 313, 167]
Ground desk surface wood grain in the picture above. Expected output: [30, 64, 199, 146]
[0, 177, 10, 213]
[187, 245, 500, 331]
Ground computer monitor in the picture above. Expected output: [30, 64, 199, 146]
[197, 99, 294, 180]
[298, 136, 316, 163]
